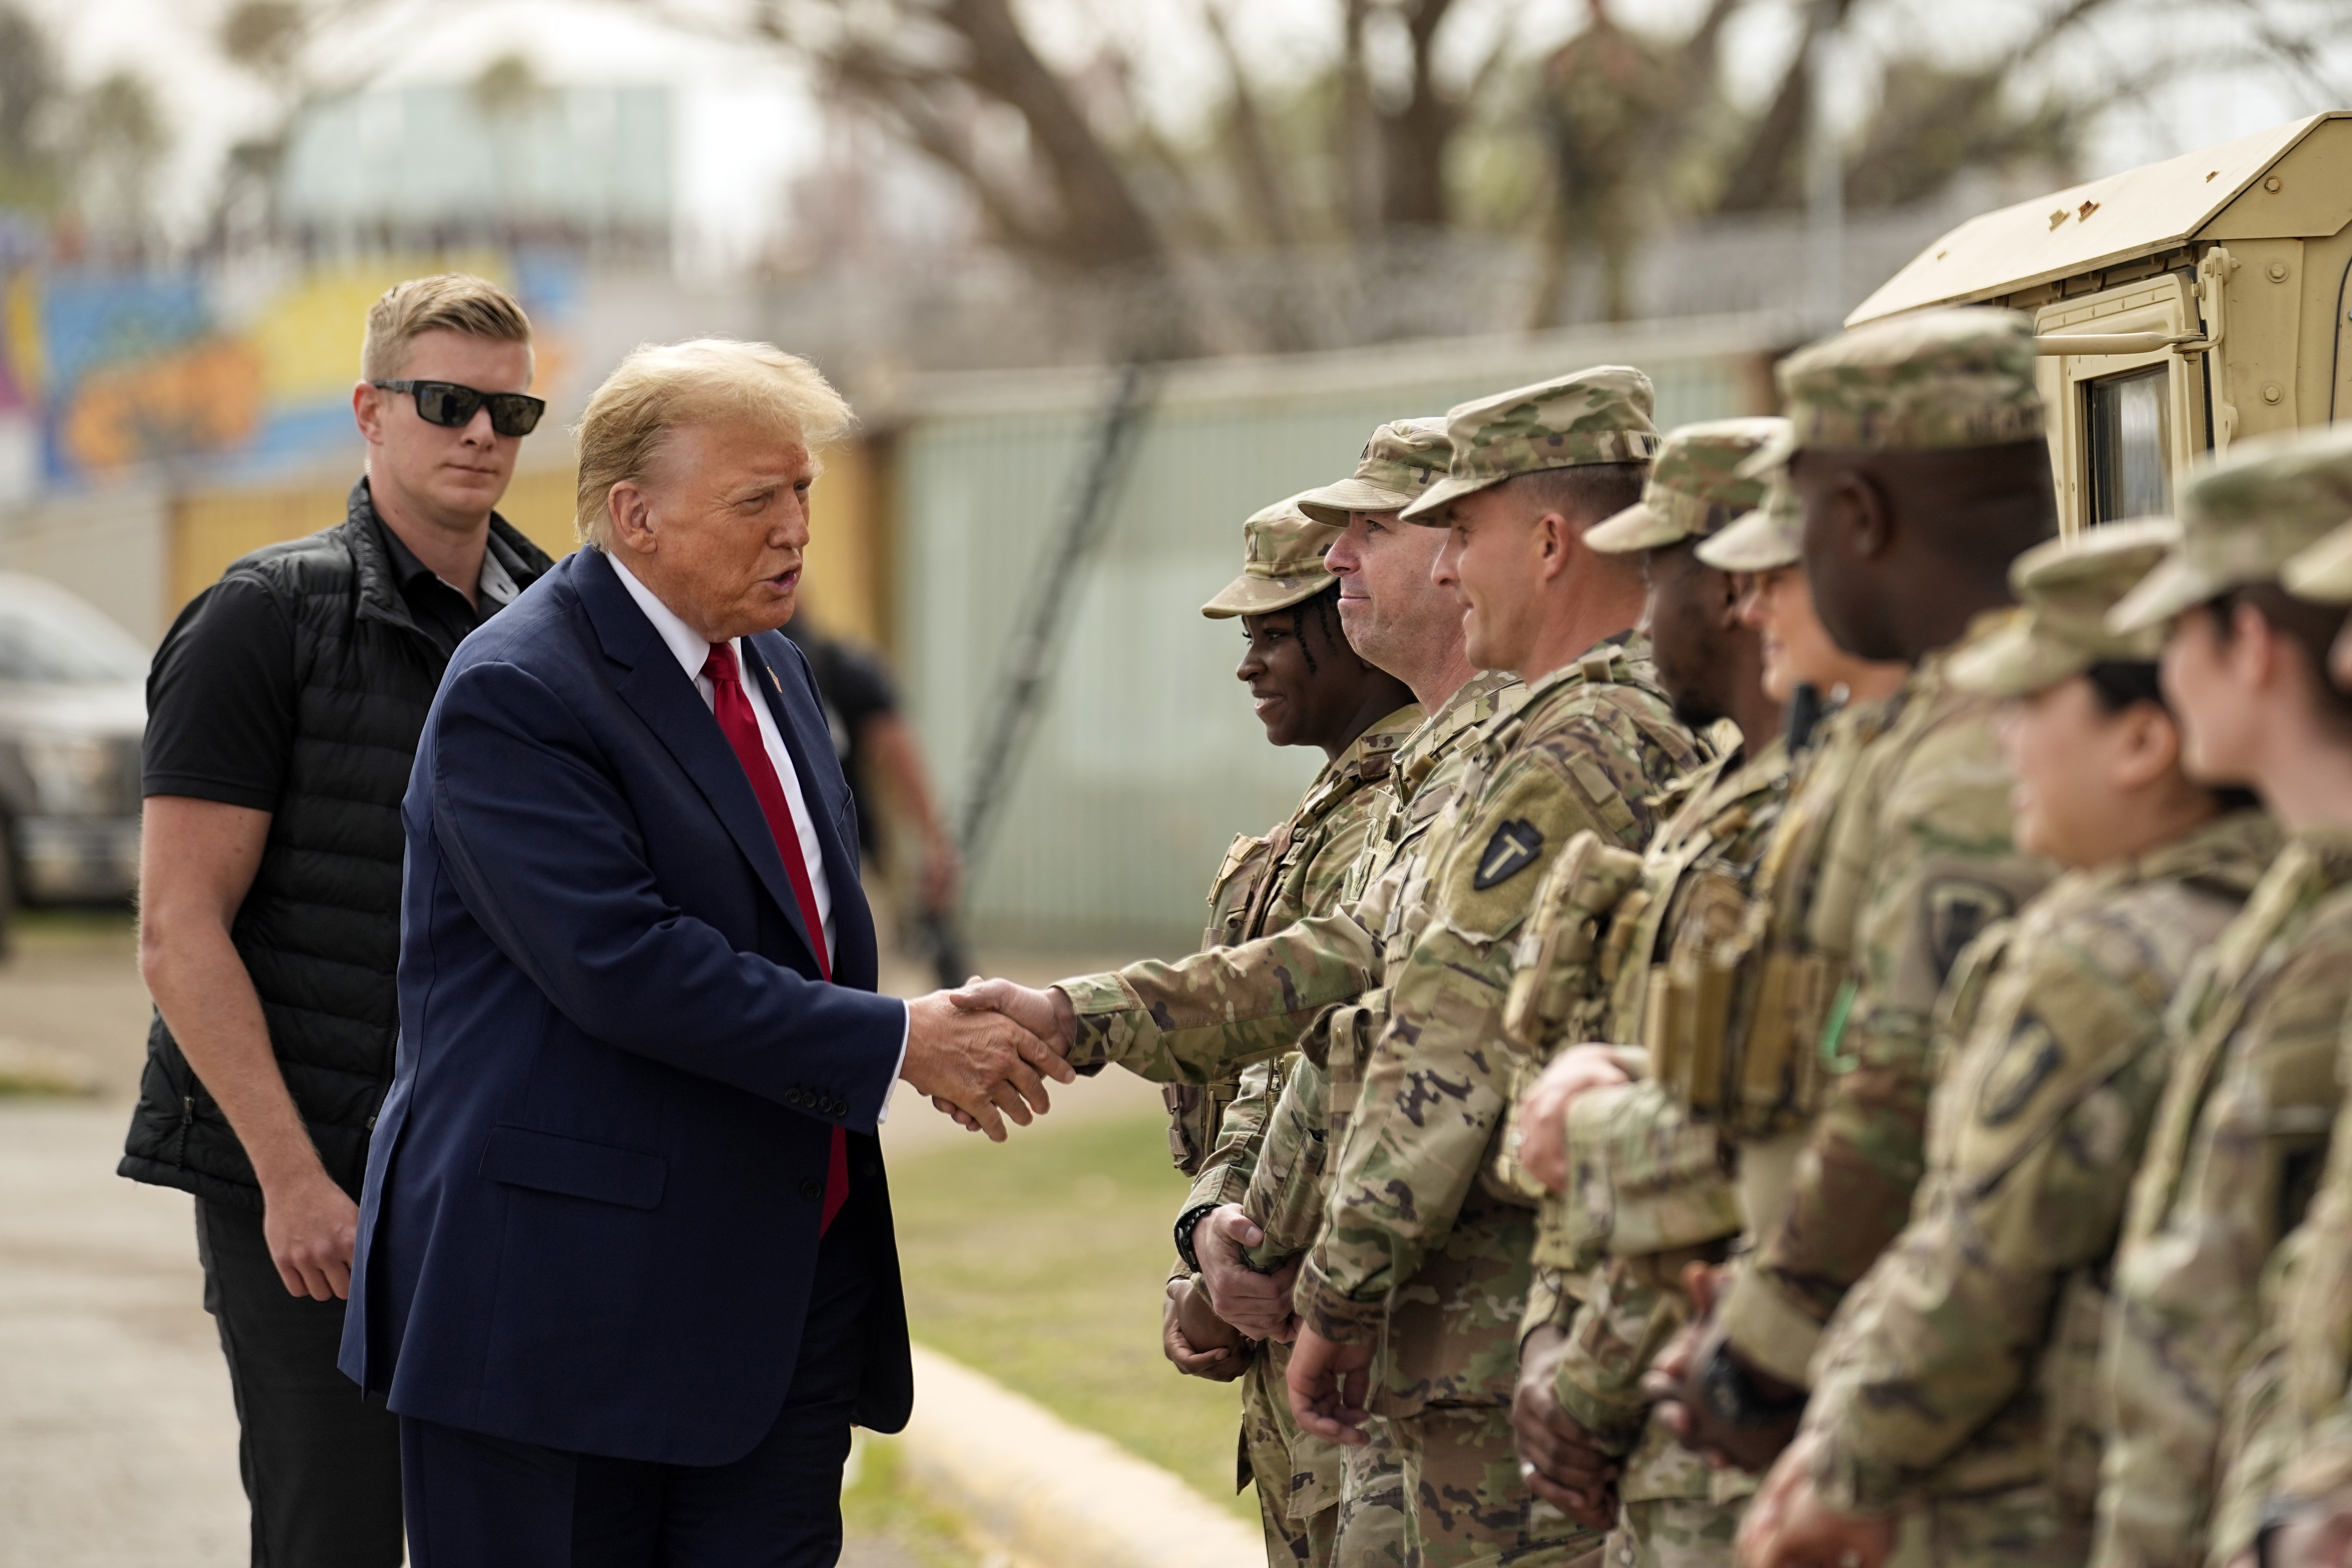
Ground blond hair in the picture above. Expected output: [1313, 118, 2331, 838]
[359, 273, 533, 383]
[572, 339, 854, 549]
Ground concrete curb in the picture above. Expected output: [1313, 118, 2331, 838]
[888, 1344, 1263, 1568]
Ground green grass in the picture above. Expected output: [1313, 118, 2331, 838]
[888, 1111, 1258, 1522]
[842, 1433, 984, 1565]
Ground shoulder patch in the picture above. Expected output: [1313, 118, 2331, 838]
[1927, 878, 2014, 984]
[1473, 819, 1546, 890]
[1977, 1013, 2064, 1127]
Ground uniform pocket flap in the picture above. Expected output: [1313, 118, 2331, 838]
[480, 1126, 667, 1210]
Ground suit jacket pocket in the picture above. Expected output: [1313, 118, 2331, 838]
[480, 1125, 667, 1210]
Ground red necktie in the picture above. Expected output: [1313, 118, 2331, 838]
[702, 641, 850, 1235]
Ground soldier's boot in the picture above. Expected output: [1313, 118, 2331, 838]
[1332, 1415, 1411, 1567]
[1397, 1405, 1606, 1566]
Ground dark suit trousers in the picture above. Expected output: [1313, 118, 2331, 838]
[195, 1196, 406, 1568]
[398, 1188, 878, 1568]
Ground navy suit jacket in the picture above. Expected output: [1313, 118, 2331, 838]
[340, 546, 914, 1467]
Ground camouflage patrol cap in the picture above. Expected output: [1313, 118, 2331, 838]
[1200, 495, 1343, 619]
[1742, 306, 2044, 473]
[1950, 519, 2178, 697]
[1296, 416, 1450, 526]
[1587, 416, 1789, 554]
[2109, 423, 2352, 633]
[1398, 365, 1661, 525]
[1694, 472, 1803, 572]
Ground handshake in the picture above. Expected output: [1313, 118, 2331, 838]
[898, 978, 1082, 1142]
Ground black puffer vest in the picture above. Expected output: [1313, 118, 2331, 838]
[120, 480, 554, 1208]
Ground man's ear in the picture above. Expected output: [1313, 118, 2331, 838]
[1839, 468, 1897, 562]
[1532, 508, 1574, 584]
[608, 481, 658, 557]
[352, 381, 386, 446]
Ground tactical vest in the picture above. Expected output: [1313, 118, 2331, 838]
[119, 486, 552, 1207]
[1685, 693, 1896, 1138]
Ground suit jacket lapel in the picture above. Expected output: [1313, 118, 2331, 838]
[744, 633, 880, 992]
[573, 550, 827, 976]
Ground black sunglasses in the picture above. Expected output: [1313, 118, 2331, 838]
[372, 380, 546, 437]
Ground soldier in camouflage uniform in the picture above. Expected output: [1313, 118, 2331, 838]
[953, 414, 1505, 1564]
[2208, 487, 2352, 1568]
[1156, 493, 1420, 1565]
[1275, 367, 1708, 1568]
[2081, 427, 2352, 1568]
[1490, 418, 1795, 1568]
[1736, 522, 2280, 1568]
[2213, 491, 2352, 1568]
[1642, 309, 2057, 1481]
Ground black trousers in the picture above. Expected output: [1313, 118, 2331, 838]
[195, 1195, 405, 1568]
[398, 1202, 876, 1568]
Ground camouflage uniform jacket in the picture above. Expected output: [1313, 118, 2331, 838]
[1718, 655, 2053, 1388]
[2092, 826, 2352, 1568]
[1295, 636, 1709, 1415]
[1175, 701, 1424, 1208]
[1058, 672, 1523, 1089]
[2210, 996, 2352, 1549]
[1800, 811, 2279, 1519]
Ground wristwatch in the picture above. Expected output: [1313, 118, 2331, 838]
[1698, 1339, 1807, 1430]
[1172, 1203, 1219, 1274]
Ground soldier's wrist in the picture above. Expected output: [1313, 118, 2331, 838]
[1172, 1203, 1219, 1273]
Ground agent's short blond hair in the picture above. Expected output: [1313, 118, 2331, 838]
[572, 339, 854, 550]
[359, 273, 533, 384]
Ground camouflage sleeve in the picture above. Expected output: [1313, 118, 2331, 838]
[1300, 730, 1651, 1342]
[2210, 1009, 2352, 1557]
[1554, 1263, 1685, 1454]
[1056, 909, 1377, 1085]
[1803, 931, 2174, 1512]
[2098, 919, 2352, 1568]
[1241, 1056, 1331, 1265]
[1185, 1058, 1280, 1214]
[1722, 722, 2041, 1386]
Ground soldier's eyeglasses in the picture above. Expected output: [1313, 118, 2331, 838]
[372, 380, 546, 437]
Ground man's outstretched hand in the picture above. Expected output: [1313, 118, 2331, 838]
[1197, 1205, 1300, 1343]
[1287, 1326, 1373, 1446]
[951, 977, 1076, 1057]
[901, 990, 1074, 1142]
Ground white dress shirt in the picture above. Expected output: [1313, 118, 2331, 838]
[611, 557, 907, 1107]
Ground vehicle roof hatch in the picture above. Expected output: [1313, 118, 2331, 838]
[1848, 112, 2352, 325]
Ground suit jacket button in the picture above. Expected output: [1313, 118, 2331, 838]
[800, 1178, 825, 1202]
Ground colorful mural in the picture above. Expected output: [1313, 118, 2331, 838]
[0, 250, 580, 488]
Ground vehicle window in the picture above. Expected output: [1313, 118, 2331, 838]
[0, 578, 152, 684]
[2084, 365, 2171, 524]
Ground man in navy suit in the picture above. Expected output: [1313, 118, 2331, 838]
[341, 339, 1071, 1565]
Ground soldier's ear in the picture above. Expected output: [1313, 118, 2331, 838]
[1830, 466, 1895, 563]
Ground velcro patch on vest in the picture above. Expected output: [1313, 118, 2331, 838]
[1473, 819, 1545, 890]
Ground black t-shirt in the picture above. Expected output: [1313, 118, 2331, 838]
[144, 518, 495, 810]
[781, 620, 898, 856]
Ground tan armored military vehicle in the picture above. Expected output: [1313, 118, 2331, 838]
[1850, 111, 2351, 536]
